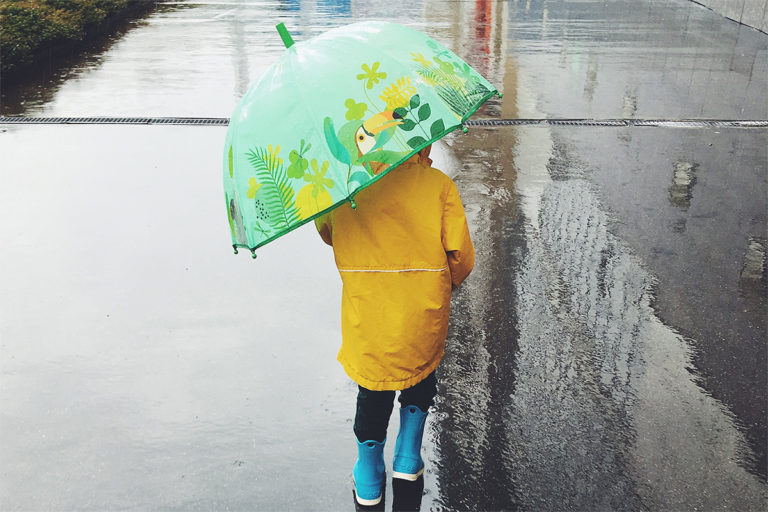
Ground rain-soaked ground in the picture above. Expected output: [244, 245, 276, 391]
[1, 1, 766, 510]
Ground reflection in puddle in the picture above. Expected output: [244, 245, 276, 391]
[741, 237, 767, 281]
[434, 77, 766, 509]
[740, 237, 767, 296]
[669, 161, 698, 210]
[531, 173, 765, 511]
[512, 119, 765, 508]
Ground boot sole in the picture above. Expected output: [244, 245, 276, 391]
[354, 489, 383, 506]
[353, 480, 384, 506]
[392, 468, 424, 481]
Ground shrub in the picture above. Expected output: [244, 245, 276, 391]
[0, 0, 135, 73]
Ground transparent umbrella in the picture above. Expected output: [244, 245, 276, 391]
[223, 21, 499, 257]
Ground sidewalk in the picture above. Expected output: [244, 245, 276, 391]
[0, 1, 765, 510]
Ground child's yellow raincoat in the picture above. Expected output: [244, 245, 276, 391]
[315, 152, 474, 391]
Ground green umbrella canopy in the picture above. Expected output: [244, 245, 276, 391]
[223, 21, 499, 257]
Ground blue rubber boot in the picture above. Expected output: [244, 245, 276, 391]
[353, 438, 386, 506]
[393, 405, 428, 480]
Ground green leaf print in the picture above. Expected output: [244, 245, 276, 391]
[433, 56, 455, 75]
[345, 98, 367, 120]
[323, 117, 352, 166]
[286, 150, 309, 178]
[245, 145, 301, 230]
[430, 119, 446, 138]
[395, 94, 433, 140]
[349, 171, 371, 188]
[414, 60, 486, 117]
[454, 61, 473, 81]
[418, 104, 431, 122]
[287, 139, 312, 179]
[407, 136, 427, 149]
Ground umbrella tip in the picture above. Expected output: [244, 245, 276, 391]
[276, 23, 295, 48]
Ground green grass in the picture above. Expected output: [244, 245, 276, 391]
[0, 0, 144, 73]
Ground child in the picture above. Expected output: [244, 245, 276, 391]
[315, 144, 474, 506]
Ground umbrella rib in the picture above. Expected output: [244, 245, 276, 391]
[238, 44, 358, 253]
[287, 45, 351, 197]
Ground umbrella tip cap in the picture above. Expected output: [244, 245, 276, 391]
[276, 23, 295, 48]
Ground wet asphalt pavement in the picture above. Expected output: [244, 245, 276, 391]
[1, 1, 766, 510]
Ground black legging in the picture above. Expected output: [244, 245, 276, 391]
[354, 371, 437, 443]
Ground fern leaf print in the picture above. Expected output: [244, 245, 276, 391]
[246, 145, 301, 230]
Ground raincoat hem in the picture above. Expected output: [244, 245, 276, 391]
[338, 350, 444, 392]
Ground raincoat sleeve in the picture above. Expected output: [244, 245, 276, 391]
[314, 214, 333, 246]
[441, 180, 475, 289]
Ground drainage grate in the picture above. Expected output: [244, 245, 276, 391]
[0, 116, 230, 126]
[468, 119, 631, 127]
[466, 119, 768, 128]
[0, 116, 766, 128]
[630, 119, 768, 128]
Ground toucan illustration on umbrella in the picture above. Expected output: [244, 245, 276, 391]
[323, 110, 406, 179]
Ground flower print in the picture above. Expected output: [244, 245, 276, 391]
[345, 98, 368, 120]
[410, 52, 431, 68]
[295, 159, 334, 219]
[357, 62, 387, 89]
[379, 76, 417, 110]
[247, 177, 262, 198]
[304, 159, 335, 195]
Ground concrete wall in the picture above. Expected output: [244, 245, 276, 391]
[691, 0, 768, 33]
